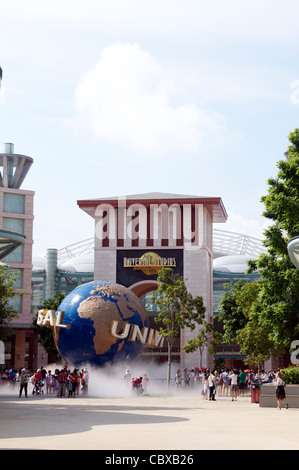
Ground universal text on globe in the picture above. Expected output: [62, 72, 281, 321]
[110, 320, 164, 347]
[37, 309, 70, 329]
[37, 309, 164, 348]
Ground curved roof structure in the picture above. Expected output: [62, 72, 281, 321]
[213, 254, 253, 273]
[59, 252, 94, 273]
[0, 229, 26, 260]
[0, 152, 33, 189]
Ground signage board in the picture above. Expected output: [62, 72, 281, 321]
[116, 249, 183, 287]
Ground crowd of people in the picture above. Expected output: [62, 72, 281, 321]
[1, 365, 289, 409]
[0, 366, 89, 398]
[175, 367, 287, 404]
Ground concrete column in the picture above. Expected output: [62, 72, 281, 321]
[94, 249, 116, 282]
[13, 330, 26, 370]
[45, 248, 57, 298]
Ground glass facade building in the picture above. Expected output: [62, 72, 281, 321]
[0, 143, 34, 370]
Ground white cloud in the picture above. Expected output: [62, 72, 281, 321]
[74, 43, 227, 157]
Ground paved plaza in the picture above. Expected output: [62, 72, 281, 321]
[0, 388, 299, 450]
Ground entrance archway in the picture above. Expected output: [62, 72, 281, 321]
[130, 280, 161, 363]
[128, 280, 159, 298]
[128, 280, 180, 366]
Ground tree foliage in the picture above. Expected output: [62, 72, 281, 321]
[32, 291, 66, 361]
[247, 128, 299, 349]
[217, 129, 299, 366]
[182, 320, 222, 369]
[217, 279, 250, 344]
[151, 268, 206, 385]
[0, 266, 19, 341]
[217, 279, 281, 369]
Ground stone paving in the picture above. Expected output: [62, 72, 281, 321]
[0, 387, 299, 450]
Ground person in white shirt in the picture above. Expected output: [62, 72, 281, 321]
[275, 372, 288, 410]
[221, 370, 230, 397]
[229, 370, 238, 401]
[262, 372, 269, 383]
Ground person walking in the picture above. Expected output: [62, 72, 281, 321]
[9, 368, 15, 387]
[49, 374, 56, 394]
[190, 369, 195, 388]
[238, 369, 246, 397]
[67, 372, 73, 397]
[45, 370, 52, 394]
[221, 369, 230, 397]
[142, 374, 150, 393]
[81, 368, 89, 394]
[202, 373, 208, 399]
[208, 371, 216, 401]
[217, 373, 223, 397]
[230, 370, 239, 401]
[19, 368, 30, 398]
[124, 369, 131, 383]
[175, 369, 182, 389]
[183, 369, 190, 388]
[58, 369, 67, 397]
[71, 369, 79, 397]
[275, 372, 288, 410]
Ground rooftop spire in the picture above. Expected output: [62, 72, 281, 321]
[0, 143, 33, 189]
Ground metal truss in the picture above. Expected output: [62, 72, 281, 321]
[58, 238, 95, 263]
[213, 229, 266, 258]
[58, 229, 266, 263]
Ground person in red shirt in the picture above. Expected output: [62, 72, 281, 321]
[33, 369, 42, 382]
[71, 369, 79, 397]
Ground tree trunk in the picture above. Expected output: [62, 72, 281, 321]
[167, 342, 172, 388]
[199, 348, 203, 370]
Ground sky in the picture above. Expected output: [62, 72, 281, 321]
[1, 0, 299, 259]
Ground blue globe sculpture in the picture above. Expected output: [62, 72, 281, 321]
[53, 281, 149, 367]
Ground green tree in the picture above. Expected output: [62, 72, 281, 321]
[151, 268, 206, 386]
[218, 278, 281, 368]
[182, 320, 222, 369]
[236, 320, 278, 371]
[0, 266, 19, 341]
[217, 129, 299, 365]
[248, 128, 299, 351]
[32, 291, 66, 362]
[217, 279, 250, 344]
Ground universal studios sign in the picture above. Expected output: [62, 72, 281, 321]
[36, 310, 164, 348]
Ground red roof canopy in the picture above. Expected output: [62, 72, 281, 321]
[77, 192, 227, 223]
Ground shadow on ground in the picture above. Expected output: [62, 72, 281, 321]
[0, 396, 190, 440]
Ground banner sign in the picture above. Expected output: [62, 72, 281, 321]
[116, 249, 183, 287]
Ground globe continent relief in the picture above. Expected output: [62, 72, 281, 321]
[53, 281, 149, 367]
